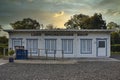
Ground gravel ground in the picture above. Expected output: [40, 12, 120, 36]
[0, 62, 120, 80]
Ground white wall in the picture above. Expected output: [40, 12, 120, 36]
[9, 32, 111, 58]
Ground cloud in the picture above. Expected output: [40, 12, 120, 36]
[27, 0, 34, 2]
[54, 11, 65, 17]
[113, 12, 120, 16]
[105, 9, 120, 16]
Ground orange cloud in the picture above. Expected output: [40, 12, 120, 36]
[53, 12, 71, 28]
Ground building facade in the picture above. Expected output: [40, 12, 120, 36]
[5, 29, 113, 58]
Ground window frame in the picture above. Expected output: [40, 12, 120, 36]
[26, 39, 38, 54]
[98, 41, 105, 48]
[80, 39, 92, 54]
[12, 38, 22, 49]
[62, 39, 73, 54]
[45, 39, 56, 54]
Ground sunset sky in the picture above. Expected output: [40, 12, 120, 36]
[0, 0, 120, 29]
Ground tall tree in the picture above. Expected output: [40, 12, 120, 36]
[111, 31, 120, 44]
[64, 14, 89, 29]
[0, 36, 8, 44]
[10, 18, 40, 29]
[64, 13, 106, 29]
[107, 22, 119, 29]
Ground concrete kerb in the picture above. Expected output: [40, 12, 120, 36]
[0, 57, 119, 65]
[13, 57, 120, 64]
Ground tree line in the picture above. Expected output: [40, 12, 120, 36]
[7, 13, 119, 30]
[9, 13, 107, 29]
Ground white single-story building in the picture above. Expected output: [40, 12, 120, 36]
[5, 29, 113, 58]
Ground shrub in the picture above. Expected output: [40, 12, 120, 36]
[8, 49, 15, 56]
[111, 44, 120, 52]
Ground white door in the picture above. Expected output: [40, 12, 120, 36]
[97, 39, 107, 57]
[26, 39, 38, 56]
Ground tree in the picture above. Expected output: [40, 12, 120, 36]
[46, 24, 56, 29]
[10, 18, 40, 29]
[64, 14, 89, 29]
[0, 36, 8, 44]
[64, 13, 106, 29]
[107, 22, 120, 44]
[107, 22, 119, 29]
[111, 31, 120, 44]
[0, 36, 8, 55]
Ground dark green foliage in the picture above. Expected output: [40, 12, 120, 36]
[0, 47, 3, 54]
[8, 49, 14, 56]
[111, 31, 120, 44]
[111, 52, 120, 55]
[0, 46, 8, 55]
[111, 44, 120, 52]
[64, 13, 106, 29]
[10, 18, 40, 29]
[64, 14, 89, 29]
[107, 22, 119, 29]
[0, 36, 8, 44]
[0, 36, 8, 56]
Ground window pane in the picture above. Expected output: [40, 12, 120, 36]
[33, 40, 38, 53]
[27, 40, 30, 53]
[13, 39, 22, 49]
[26, 39, 38, 54]
[99, 41, 105, 48]
[45, 39, 56, 53]
[68, 40, 72, 52]
[51, 40, 55, 51]
[62, 39, 73, 54]
[81, 39, 92, 54]
[64, 40, 67, 52]
[14, 40, 21, 46]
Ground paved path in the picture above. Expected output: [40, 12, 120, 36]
[0, 57, 120, 65]
[0, 59, 8, 65]
[14, 57, 120, 64]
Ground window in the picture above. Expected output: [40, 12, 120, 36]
[98, 41, 105, 48]
[80, 39, 92, 54]
[12, 38, 22, 49]
[26, 39, 38, 54]
[45, 39, 56, 54]
[62, 39, 73, 54]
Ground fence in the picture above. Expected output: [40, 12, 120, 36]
[2, 48, 65, 60]
[29, 48, 64, 60]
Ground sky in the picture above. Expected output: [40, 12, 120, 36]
[0, 0, 120, 29]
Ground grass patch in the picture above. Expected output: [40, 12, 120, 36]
[111, 52, 120, 55]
